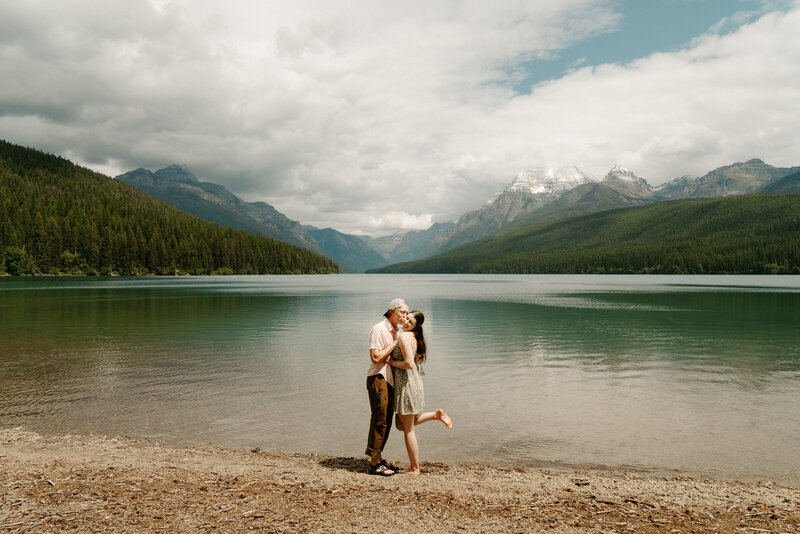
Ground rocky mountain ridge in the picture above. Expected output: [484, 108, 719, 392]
[654, 158, 799, 198]
[421, 158, 799, 259]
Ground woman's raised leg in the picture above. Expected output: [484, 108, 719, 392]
[413, 408, 453, 429]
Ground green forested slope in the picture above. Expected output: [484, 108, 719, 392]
[0, 140, 338, 275]
[370, 195, 800, 274]
[761, 169, 800, 194]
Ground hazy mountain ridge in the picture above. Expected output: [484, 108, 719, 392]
[363, 222, 457, 264]
[305, 228, 387, 272]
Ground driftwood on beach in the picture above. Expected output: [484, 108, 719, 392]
[1, 428, 798, 533]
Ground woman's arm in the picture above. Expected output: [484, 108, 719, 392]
[369, 338, 399, 365]
[388, 332, 415, 370]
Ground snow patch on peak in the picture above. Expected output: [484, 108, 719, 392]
[484, 166, 596, 206]
[604, 164, 642, 183]
[504, 166, 596, 196]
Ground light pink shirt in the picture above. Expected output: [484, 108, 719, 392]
[368, 317, 398, 386]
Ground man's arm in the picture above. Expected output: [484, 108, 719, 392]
[370, 339, 399, 364]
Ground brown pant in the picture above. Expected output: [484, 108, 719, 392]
[365, 374, 394, 464]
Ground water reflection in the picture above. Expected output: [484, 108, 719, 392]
[431, 291, 799, 376]
[1, 275, 799, 485]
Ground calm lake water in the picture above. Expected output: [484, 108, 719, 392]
[1, 275, 798, 485]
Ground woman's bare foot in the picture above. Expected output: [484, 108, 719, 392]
[401, 469, 421, 476]
[436, 409, 453, 429]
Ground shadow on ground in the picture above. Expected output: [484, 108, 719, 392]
[318, 456, 371, 474]
[317, 456, 452, 476]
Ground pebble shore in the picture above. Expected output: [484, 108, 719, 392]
[1, 427, 798, 533]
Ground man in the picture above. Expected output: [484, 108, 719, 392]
[365, 298, 408, 476]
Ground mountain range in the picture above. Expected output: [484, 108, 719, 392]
[370, 194, 800, 274]
[416, 158, 798, 259]
[117, 158, 800, 272]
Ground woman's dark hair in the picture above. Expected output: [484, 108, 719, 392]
[409, 310, 427, 363]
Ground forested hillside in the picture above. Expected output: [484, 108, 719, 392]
[0, 140, 338, 275]
[761, 169, 800, 194]
[370, 195, 800, 274]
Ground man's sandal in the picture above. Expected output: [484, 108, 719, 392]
[370, 464, 395, 476]
[381, 459, 401, 472]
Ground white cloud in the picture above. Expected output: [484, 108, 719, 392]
[479, 5, 800, 184]
[1, 1, 799, 235]
[338, 211, 435, 237]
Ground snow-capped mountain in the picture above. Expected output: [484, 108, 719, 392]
[600, 164, 654, 200]
[493, 166, 596, 200]
[425, 165, 597, 257]
[603, 164, 645, 184]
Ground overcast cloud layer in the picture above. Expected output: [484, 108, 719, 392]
[1, 1, 799, 235]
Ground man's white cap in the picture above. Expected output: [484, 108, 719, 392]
[388, 298, 407, 310]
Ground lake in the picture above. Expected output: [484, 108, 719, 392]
[1, 274, 798, 485]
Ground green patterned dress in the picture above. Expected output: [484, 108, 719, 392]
[391, 343, 425, 415]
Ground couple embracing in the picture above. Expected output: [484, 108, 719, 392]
[365, 298, 452, 477]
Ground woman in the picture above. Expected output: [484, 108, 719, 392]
[387, 309, 452, 476]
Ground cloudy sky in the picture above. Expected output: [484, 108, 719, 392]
[1, 0, 799, 235]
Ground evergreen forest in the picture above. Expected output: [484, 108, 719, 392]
[371, 195, 800, 274]
[0, 140, 339, 275]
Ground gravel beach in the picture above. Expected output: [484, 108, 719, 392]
[1, 427, 798, 533]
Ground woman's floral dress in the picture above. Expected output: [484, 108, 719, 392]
[391, 343, 425, 415]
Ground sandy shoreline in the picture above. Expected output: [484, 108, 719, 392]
[1, 427, 798, 533]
